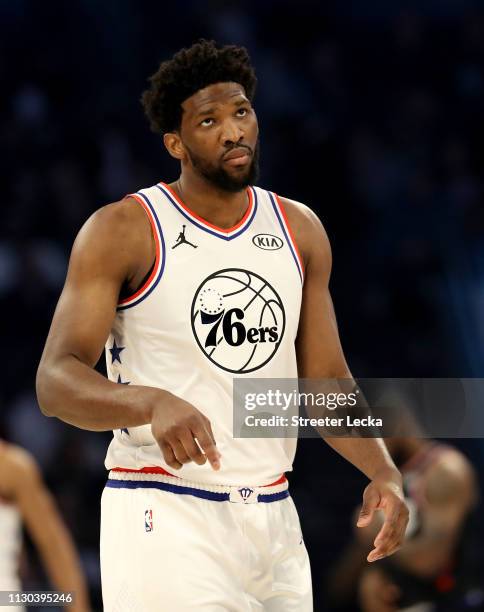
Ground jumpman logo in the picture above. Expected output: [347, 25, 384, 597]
[172, 225, 198, 249]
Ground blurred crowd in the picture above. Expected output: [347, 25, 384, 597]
[1, 1, 484, 609]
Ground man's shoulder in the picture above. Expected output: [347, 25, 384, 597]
[88, 179, 165, 242]
[67, 194, 154, 286]
[76, 195, 152, 255]
[91, 195, 149, 234]
[262, 191, 329, 265]
[277, 195, 318, 228]
[256, 187, 322, 233]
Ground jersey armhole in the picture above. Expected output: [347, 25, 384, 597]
[119, 259, 155, 302]
[117, 193, 165, 310]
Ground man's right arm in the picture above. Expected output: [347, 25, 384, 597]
[36, 198, 155, 431]
[36, 198, 220, 470]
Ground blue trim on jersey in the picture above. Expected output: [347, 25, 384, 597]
[105, 478, 289, 503]
[117, 191, 166, 310]
[268, 192, 303, 283]
[156, 184, 258, 241]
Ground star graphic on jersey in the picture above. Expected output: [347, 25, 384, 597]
[117, 374, 130, 385]
[109, 339, 125, 364]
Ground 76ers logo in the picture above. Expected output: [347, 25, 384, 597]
[191, 269, 285, 373]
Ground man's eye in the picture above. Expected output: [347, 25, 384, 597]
[200, 118, 214, 127]
[237, 108, 248, 116]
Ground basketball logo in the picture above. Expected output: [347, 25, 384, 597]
[191, 269, 285, 373]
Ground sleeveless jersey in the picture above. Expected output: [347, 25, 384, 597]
[104, 182, 304, 486]
[0, 499, 22, 590]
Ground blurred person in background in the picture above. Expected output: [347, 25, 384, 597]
[0, 438, 91, 612]
[327, 433, 481, 612]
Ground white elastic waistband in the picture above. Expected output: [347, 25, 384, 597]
[107, 470, 289, 504]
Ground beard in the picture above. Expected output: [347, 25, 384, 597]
[184, 140, 260, 193]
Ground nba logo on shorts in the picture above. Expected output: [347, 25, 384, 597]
[145, 509, 153, 532]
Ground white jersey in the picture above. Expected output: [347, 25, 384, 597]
[0, 499, 22, 590]
[104, 182, 304, 486]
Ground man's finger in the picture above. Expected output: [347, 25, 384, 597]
[368, 542, 402, 563]
[357, 488, 380, 527]
[369, 504, 408, 561]
[374, 500, 408, 552]
[203, 417, 217, 446]
[169, 438, 192, 465]
[374, 505, 399, 547]
[191, 420, 221, 471]
[159, 441, 183, 470]
[178, 430, 207, 465]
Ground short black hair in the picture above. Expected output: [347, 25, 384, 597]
[141, 39, 257, 135]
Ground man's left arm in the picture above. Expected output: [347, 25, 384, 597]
[281, 196, 409, 562]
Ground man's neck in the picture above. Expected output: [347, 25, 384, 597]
[169, 173, 249, 230]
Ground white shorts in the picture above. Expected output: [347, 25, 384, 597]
[100, 471, 312, 611]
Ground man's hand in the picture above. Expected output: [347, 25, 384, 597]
[357, 468, 409, 562]
[150, 390, 221, 471]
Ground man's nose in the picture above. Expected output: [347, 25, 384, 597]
[221, 119, 244, 146]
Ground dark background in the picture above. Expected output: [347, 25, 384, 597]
[1, 0, 484, 609]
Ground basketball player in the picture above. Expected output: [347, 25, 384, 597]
[0, 439, 90, 612]
[36, 40, 409, 610]
[357, 438, 479, 612]
[327, 436, 479, 612]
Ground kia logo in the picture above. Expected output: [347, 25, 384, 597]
[252, 234, 283, 251]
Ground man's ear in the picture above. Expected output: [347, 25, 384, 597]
[164, 132, 185, 161]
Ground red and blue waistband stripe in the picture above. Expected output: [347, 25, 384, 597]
[105, 478, 289, 503]
[156, 183, 258, 241]
[117, 191, 166, 310]
[268, 192, 304, 283]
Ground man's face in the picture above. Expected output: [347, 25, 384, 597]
[174, 82, 259, 192]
